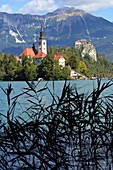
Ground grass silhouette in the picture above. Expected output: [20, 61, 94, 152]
[0, 79, 113, 169]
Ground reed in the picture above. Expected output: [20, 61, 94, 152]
[0, 79, 113, 169]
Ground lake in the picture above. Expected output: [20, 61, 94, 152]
[0, 79, 113, 120]
[0, 79, 112, 121]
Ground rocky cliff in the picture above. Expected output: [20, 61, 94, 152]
[82, 44, 97, 61]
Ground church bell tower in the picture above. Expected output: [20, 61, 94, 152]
[38, 26, 47, 54]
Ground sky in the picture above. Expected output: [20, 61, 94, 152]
[0, 0, 113, 22]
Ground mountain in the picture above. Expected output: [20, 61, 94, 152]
[0, 7, 113, 61]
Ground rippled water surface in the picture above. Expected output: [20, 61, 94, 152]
[0, 79, 113, 119]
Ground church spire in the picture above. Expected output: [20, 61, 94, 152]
[39, 26, 45, 40]
[38, 26, 47, 54]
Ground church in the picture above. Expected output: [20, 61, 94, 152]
[19, 26, 47, 64]
[18, 26, 65, 67]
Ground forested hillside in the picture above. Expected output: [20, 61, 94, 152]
[48, 46, 113, 78]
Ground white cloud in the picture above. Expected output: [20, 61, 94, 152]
[0, 4, 13, 13]
[1, 0, 112, 15]
[18, 0, 59, 14]
[61, 0, 113, 12]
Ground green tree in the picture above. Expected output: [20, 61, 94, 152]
[19, 56, 37, 80]
[3, 54, 18, 80]
[38, 54, 63, 80]
[61, 66, 71, 79]
[77, 61, 88, 75]
[0, 55, 5, 80]
[68, 54, 79, 70]
[38, 54, 54, 80]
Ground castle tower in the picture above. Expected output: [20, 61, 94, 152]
[38, 26, 47, 54]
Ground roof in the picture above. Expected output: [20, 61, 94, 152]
[35, 52, 47, 59]
[54, 55, 64, 60]
[20, 48, 35, 57]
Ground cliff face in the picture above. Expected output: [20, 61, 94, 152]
[81, 44, 97, 61]
[0, 7, 113, 61]
[75, 40, 97, 61]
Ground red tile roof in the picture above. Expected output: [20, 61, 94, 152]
[35, 52, 47, 59]
[20, 48, 35, 57]
[54, 55, 64, 60]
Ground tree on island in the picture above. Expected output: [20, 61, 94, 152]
[37, 54, 71, 80]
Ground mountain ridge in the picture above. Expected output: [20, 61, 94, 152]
[0, 7, 113, 61]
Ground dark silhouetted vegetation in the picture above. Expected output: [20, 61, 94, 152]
[0, 79, 113, 169]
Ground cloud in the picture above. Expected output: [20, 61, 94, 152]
[61, 0, 113, 12]
[0, 4, 13, 13]
[1, 0, 112, 15]
[18, 0, 59, 14]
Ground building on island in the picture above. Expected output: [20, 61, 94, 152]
[18, 26, 47, 64]
[20, 48, 35, 58]
[38, 26, 47, 55]
[16, 48, 35, 63]
[35, 52, 47, 64]
[54, 55, 65, 68]
[75, 39, 97, 61]
[75, 39, 91, 46]
[18, 26, 65, 67]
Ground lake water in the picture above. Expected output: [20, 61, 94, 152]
[0, 79, 113, 121]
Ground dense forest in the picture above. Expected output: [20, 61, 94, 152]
[0, 46, 113, 80]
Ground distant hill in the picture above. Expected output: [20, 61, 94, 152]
[0, 7, 113, 61]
